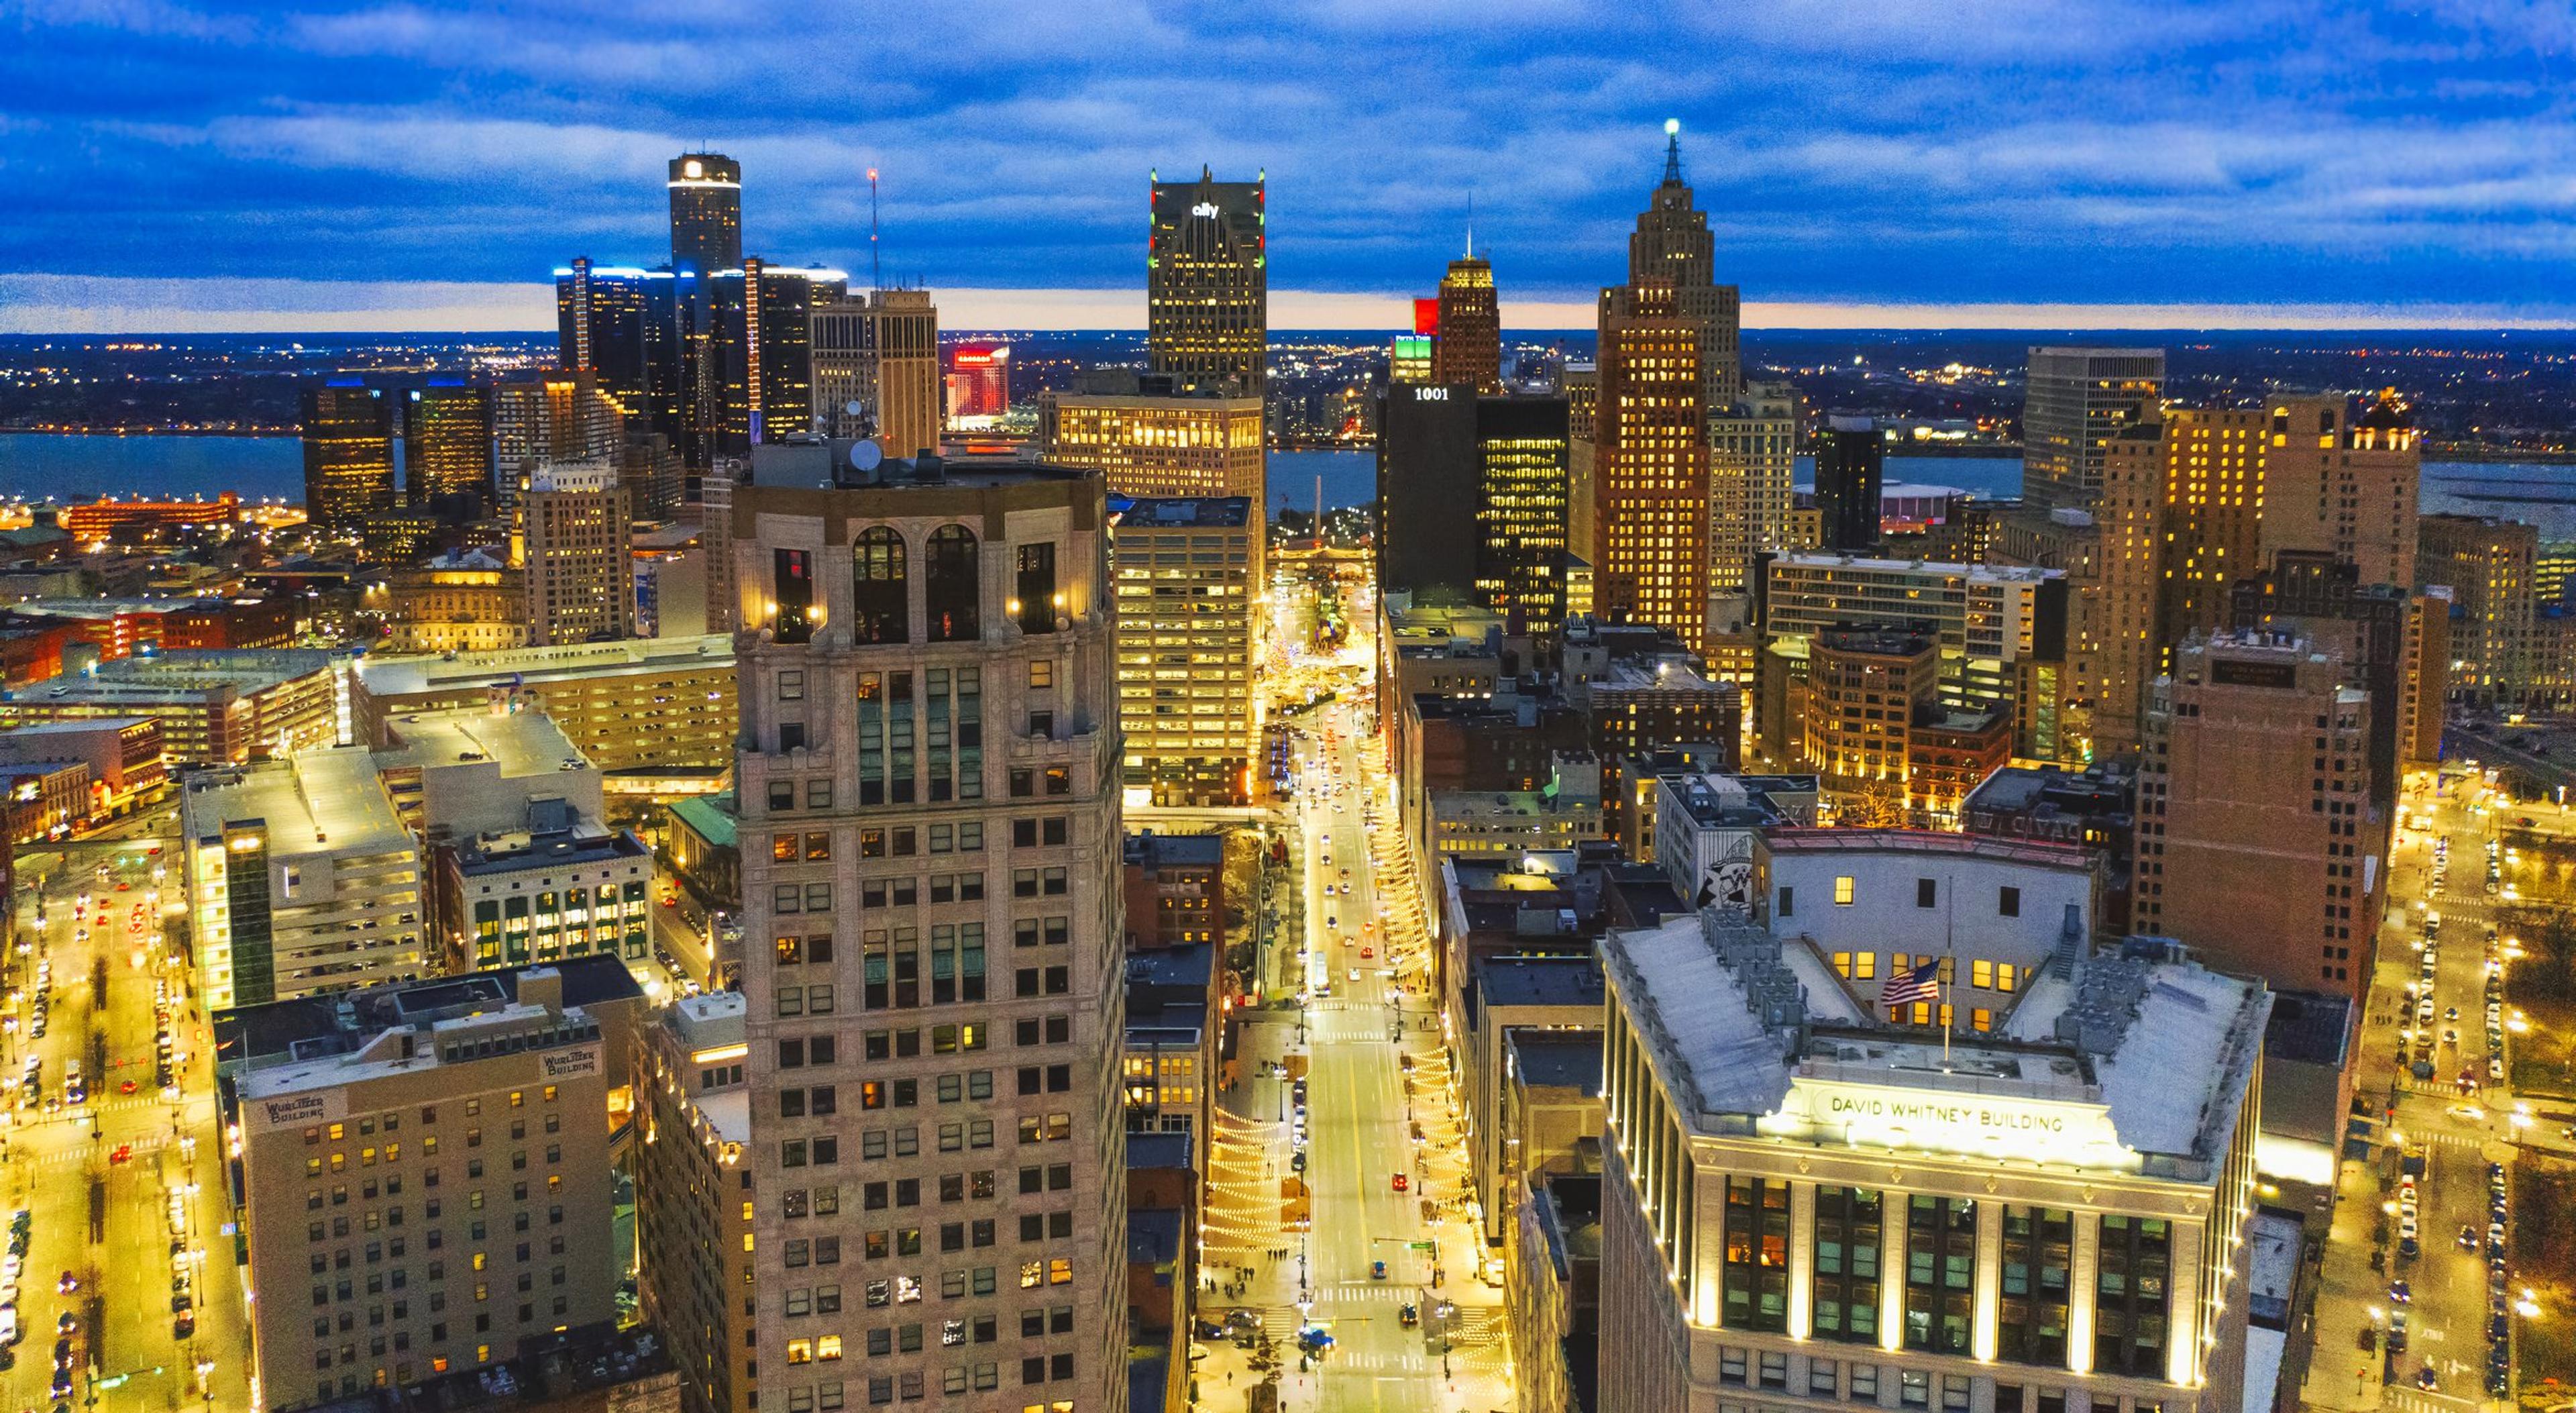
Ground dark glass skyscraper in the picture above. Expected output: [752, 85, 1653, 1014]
[709, 262, 846, 452]
[1813, 416, 1886, 552]
[1378, 384, 1570, 630]
[1147, 166, 1267, 396]
[299, 379, 396, 532]
[667, 152, 742, 279]
[400, 378, 494, 509]
[1431, 252, 1501, 395]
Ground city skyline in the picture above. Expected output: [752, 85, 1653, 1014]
[6, 2, 2576, 333]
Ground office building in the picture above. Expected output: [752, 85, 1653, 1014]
[1803, 623, 1937, 823]
[1624, 123, 1741, 409]
[180, 746, 425, 1008]
[945, 344, 1012, 427]
[493, 370, 625, 516]
[519, 463, 638, 647]
[0, 716, 165, 821]
[2136, 631, 2377, 1000]
[1709, 382, 1801, 602]
[1762, 555, 2068, 717]
[1813, 418, 1886, 553]
[0, 649, 339, 766]
[1376, 385, 1570, 628]
[2261, 389, 2420, 590]
[1592, 280, 1709, 649]
[1038, 381, 1265, 501]
[2020, 347, 2164, 513]
[1431, 251, 1502, 394]
[1597, 898, 2267, 1413]
[555, 260, 696, 462]
[2228, 550, 2442, 819]
[221, 959, 643, 1408]
[2417, 513, 2536, 701]
[351, 635, 737, 780]
[706, 262, 847, 452]
[728, 456, 1127, 1413]
[1147, 166, 1267, 395]
[812, 289, 941, 455]
[1389, 332, 1434, 386]
[0, 757, 85, 843]
[635, 990, 758, 1413]
[402, 378, 496, 509]
[670, 152, 743, 279]
[1122, 832, 1227, 950]
[1111, 496, 1262, 806]
[377, 551, 528, 655]
[302, 380, 398, 533]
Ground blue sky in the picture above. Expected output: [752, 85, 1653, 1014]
[3, 0, 2575, 329]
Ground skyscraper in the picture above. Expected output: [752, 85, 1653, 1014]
[517, 462, 637, 646]
[492, 369, 625, 513]
[1707, 380, 1801, 601]
[1811, 416, 1885, 552]
[1430, 252, 1501, 394]
[812, 288, 942, 456]
[729, 456, 1127, 1413]
[299, 379, 396, 533]
[1377, 384, 1570, 628]
[1623, 123, 1741, 409]
[668, 152, 743, 281]
[555, 258, 656, 414]
[1112, 496, 1263, 805]
[1147, 166, 1267, 396]
[710, 261, 847, 452]
[2418, 513, 2536, 700]
[1591, 280, 1709, 647]
[2021, 346, 2165, 513]
[944, 343, 1012, 425]
[400, 378, 494, 509]
[1038, 380, 1265, 500]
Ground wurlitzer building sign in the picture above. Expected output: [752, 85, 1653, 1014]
[1757, 1077, 2141, 1171]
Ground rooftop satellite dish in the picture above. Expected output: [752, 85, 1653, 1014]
[845, 399, 866, 418]
[850, 439, 885, 473]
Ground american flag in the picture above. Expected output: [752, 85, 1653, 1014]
[1882, 957, 1941, 1010]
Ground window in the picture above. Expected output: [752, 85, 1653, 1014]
[1999, 885, 2022, 918]
[1776, 886, 1794, 918]
[1998, 1206, 2073, 1367]
[773, 548, 815, 643]
[1810, 1186, 1880, 1345]
[853, 527, 908, 645]
[2095, 1214, 2171, 1377]
[1916, 878, 1937, 908]
[1720, 1177, 1790, 1333]
[1015, 543, 1057, 635]
[1972, 959, 1994, 989]
[1904, 1196, 1977, 1355]
[1028, 660, 1053, 690]
[1834, 876, 1856, 906]
[926, 525, 980, 643]
[779, 670, 806, 701]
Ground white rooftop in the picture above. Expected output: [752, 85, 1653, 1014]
[181, 747, 407, 860]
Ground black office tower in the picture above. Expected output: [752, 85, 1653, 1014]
[1147, 166, 1267, 396]
[668, 152, 743, 279]
[1379, 386, 1570, 630]
[300, 380, 396, 532]
[400, 378, 494, 509]
[1813, 416, 1885, 552]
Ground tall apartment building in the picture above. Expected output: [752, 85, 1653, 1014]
[1146, 166, 1267, 396]
[2020, 348, 2164, 513]
[1112, 496, 1263, 806]
[1036, 382, 1265, 501]
[180, 746, 426, 1009]
[2261, 389, 2420, 589]
[519, 463, 638, 646]
[301, 380, 398, 533]
[1593, 280, 1709, 649]
[635, 990, 759, 1413]
[2418, 513, 2536, 701]
[1709, 382, 1801, 602]
[2135, 631, 2379, 1000]
[1625, 124, 1741, 408]
[812, 289, 942, 456]
[402, 378, 496, 509]
[1803, 623, 1937, 820]
[222, 959, 644, 1410]
[1596, 910, 2267, 1413]
[728, 456, 1127, 1413]
[494, 370, 625, 517]
[1377, 384, 1570, 628]
[1430, 252, 1502, 393]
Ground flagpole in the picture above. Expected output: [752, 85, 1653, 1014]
[1941, 977, 1952, 1065]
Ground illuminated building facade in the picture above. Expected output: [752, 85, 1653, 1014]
[1377, 385, 1571, 630]
[1147, 166, 1267, 395]
[1764, 555, 2067, 719]
[1112, 496, 1263, 805]
[1708, 382, 1801, 602]
[1803, 623, 1937, 822]
[943, 342, 1011, 425]
[710, 261, 846, 452]
[1597, 882, 2265, 1413]
[520, 463, 638, 646]
[727, 456, 1128, 1413]
[352, 635, 739, 777]
[1038, 386, 1265, 500]
[377, 552, 529, 654]
[493, 369, 625, 507]
[635, 991, 759, 1413]
[54, 492, 239, 542]
[1, 649, 338, 766]
[1627, 124, 1741, 410]
[1389, 334, 1434, 386]
[1593, 280, 1709, 649]
[556, 260, 698, 465]
[401, 377, 495, 508]
[300, 380, 397, 533]
[2021, 348, 2165, 514]
[669, 152, 743, 278]
[1432, 252, 1502, 394]
[2417, 513, 2535, 702]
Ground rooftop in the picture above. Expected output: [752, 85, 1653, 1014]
[5, 647, 335, 702]
[1764, 827, 2094, 873]
[667, 793, 738, 849]
[180, 746, 407, 859]
[355, 634, 731, 697]
[1111, 496, 1253, 529]
[1126, 1130, 1194, 1174]
[1475, 955, 1606, 1011]
[1774, 551, 2059, 584]
[1124, 831, 1224, 869]
[455, 826, 647, 877]
[1508, 1030, 1603, 1094]
[376, 707, 593, 780]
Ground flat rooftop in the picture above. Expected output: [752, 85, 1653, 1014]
[1475, 955, 1605, 1010]
[456, 827, 647, 877]
[1772, 552, 2059, 584]
[355, 634, 731, 697]
[5, 648, 335, 702]
[1508, 1030, 1603, 1094]
[377, 706, 593, 779]
[180, 747, 407, 859]
[1112, 496, 1253, 528]
[1765, 827, 2094, 873]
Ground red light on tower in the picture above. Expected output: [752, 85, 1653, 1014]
[1413, 299, 1440, 337]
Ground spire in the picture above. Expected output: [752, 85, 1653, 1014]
[1662, 117, 1683, 184]
[1464, 191, 1474, 259]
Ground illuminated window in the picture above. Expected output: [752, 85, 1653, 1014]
[1833, 876, 1855, 906]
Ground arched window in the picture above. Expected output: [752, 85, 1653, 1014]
[924, 525, 980, 643]
[852, 527, 908, 645]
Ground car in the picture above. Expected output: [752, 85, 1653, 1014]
[2388, 1311, 2410, 1353]
[1360, 947, 1374, 959]
[52, 1312, 70, 1335]
[2417, 1366, 2438, 1392]
[50, 1335, 68, 1367]
[1370, 1260, 1387, 1280]
[49, 1368, 70, 1400]
[1289, 1150, 1306, 1173]
[2388, 1279, 2411, 1304]
[117, 1080, 134, 1096]
[2398, 1235, 2419, 1259]
[2460, 1224, 2480, 1251]
[1399, 1302, 1419, 1327]
[1347, 968, 1360, 982]
[1392, 1173, 1409, 1192]
[53, 1272, 72, 1295]
[172, 1314, 194, 1339]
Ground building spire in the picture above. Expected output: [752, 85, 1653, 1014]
[1662, 118, 1683, 184]
[1464, 191, 1474, 259]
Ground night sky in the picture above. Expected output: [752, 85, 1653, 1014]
[3, 0, 2572, 329]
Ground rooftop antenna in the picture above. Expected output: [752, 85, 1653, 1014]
[867, 168, 883, 293]
[1662, 118, 1682, 184]
[1465, 191, 1474, 260]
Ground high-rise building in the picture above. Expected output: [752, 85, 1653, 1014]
[1623, 123, 1741, 409]
[1762, 554, 2068, 716]
[2020, 347, 2165, 513]
[710, 262, 847, 452]
[1389, 333, 1434, 386]
[1593, 280, 1709, 648]
[2418, 513, 2536, 700]
[300, 379, 396, 532]
[1146, 166, 1267, 395]
[518, 463, 637, 646]
[1596, 894, 2267, 1413]
[1813, 417, 1885, 553]
[728, 457, 1127, 1413]
[669, 152, 743, 282]
[1802, 623, 1937, 821]
[1707, 382, 1801, 601]
[942, 342, 1011, 427]
[557, 260, 699, 464]
[2136, 630, 2379, 1000]
[1431, 252, 1501, 394]
[1377, 385, 1570, 629]
[2228, 550, 2437, 821]
[493, 370, 625, 494]
[221, 958, 643, 1408]
[1112, 496, 1263, 805]
[812, 288, 942, 455]
[1037, 381, 1265, 500]
[400, 377, 494, 509]
[634, 990, 759, 1413]
[180, 745, 426, 1008]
